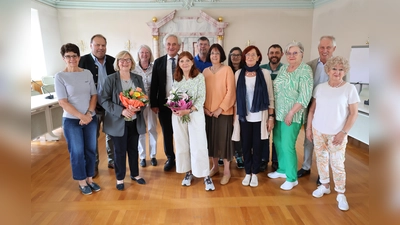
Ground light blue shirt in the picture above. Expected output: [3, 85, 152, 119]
[92, 53, 108, 104]
[314, 58, 329, 88]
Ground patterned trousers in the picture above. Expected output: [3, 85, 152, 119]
[313, 128, 348, 193]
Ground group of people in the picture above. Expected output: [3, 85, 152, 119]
[54, 34, 360, 211]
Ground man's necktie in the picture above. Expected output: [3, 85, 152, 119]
[170, 57, 176, 80]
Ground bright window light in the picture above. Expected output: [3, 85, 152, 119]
[31, 8, 47, 81]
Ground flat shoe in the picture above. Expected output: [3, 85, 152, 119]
[220, 174, 231, 185]
[116, 183, 124, 191]
[131, 177, 146, 185]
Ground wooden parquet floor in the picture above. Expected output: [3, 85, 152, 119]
[31, 124, 369, 225]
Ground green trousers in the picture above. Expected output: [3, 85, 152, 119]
[274, 121, 302, 182]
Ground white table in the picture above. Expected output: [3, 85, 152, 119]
[31, 93, 63, 140]
[348, 88, 369, 145]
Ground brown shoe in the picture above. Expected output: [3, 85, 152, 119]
[220, 174, 231, 185]
[108, 163, 114, 169]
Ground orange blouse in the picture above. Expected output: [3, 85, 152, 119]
[203, 65, 236, 115]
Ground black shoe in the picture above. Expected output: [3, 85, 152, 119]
[93, 167, 99, 178]
[116, 183, 124, 191]
[131, 177, 146, 185]
[297, 168, 311, 178]
[140, 159, 146, 167]
[316, 175, 321, 186]
[218, 158, 224, 166]
[164, 159, 175, 171]
[86, 181, 101, 192]
[108, 162, 114, 169]
[259, 160, 267, 172]
[79, 185, 92, 195]
[236, 156, 244, 169]
[271, 162, 279, 172]
[151, 158, 157, 166]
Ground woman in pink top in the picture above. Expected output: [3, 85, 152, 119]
[203, 44, 236, 185]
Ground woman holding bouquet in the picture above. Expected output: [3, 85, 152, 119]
[170, 51, 215, 191]
[203, 44, 236, 185]
[100, 50, 146, 190]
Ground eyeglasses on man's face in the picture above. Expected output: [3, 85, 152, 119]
[119, 58, 132, 63]
[64, 55, 78, 59]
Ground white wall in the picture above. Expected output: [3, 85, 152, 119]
[310, 0, 368, 60]
[54, 7, 313, 65]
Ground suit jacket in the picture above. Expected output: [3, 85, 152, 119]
[150, 54, 168, 108]
[100, 71, 146, 137]
[306, 58, 319, 78]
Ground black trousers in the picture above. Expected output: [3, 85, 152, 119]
[111, 120, 139, 180]
[240, 121, 262, 175]
[158, 105, 175, 160]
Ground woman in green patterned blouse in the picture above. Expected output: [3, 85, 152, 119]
[267, 41, 313, 191]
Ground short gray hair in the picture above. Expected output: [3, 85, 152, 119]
[320, 35, 336, 47]
[324, 56, 350, 74]
[284, 41, 304, 54]
[163, 33, 181, 47]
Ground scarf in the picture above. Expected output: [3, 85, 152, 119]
[236, 63, 270, 122]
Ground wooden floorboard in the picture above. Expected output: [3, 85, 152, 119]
[31, 124, 369, 225]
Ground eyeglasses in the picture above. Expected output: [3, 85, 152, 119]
[119, 58, 132, 63]
[210, 52, 220, 55]
[64, 55, 78, 59]
[245, 53, 258, 58]
[286, 51, 300, 56]
[230, 54, 241, 57]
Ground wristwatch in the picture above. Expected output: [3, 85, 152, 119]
[268, 113, 275, 117]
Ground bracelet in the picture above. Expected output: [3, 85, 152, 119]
[341, 130, 347, 134]
[268, 117, 274, 121]
[268, 113, 275, 117]
[86, 110, 94, 115]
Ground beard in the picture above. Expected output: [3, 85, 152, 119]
[269, 56, 280, 64]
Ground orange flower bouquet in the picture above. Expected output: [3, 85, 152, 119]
[119, 87, 149, 121]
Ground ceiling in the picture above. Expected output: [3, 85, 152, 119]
[35, 0, 333, 10]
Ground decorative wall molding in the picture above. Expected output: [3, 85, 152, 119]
[35, 0, 334, 10]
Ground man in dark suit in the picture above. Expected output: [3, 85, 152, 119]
[150, 33, 181, 171]
[79, 34, 116, 177]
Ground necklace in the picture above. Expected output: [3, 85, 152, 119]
[329, 80, 344, 88]
[245, 71, 256, 77]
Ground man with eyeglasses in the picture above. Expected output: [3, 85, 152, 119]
[259, 44, 284, 173]
[297, 36, 337, 185]
[150, 33, 181, 171]
[79, 34, 116, 177]
[194, 36, 212, 72]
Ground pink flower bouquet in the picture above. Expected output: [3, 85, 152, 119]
[165, 88, 193, 123]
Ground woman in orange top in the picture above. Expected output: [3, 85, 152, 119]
[203, 43, 236, 185]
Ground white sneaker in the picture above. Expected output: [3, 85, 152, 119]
[280, 180, 298, 190]
[312, 185, 331, 198]
[267, 171, 287, 179]
[250, 174, 258, 187]
[336, 194, 349, 211]
[181, 173, 193, 186]
[204, 176, 215, 191]
[242, 174, 251, 186]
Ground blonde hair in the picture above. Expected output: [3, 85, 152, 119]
[324, 56, 350, 74]
[114, 51, 136, 71]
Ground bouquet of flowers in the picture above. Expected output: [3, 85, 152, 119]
[119, 87, 149, 121]
[165, 88, 193, 123]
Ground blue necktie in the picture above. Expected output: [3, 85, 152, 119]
[170, 58, 176, 80]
